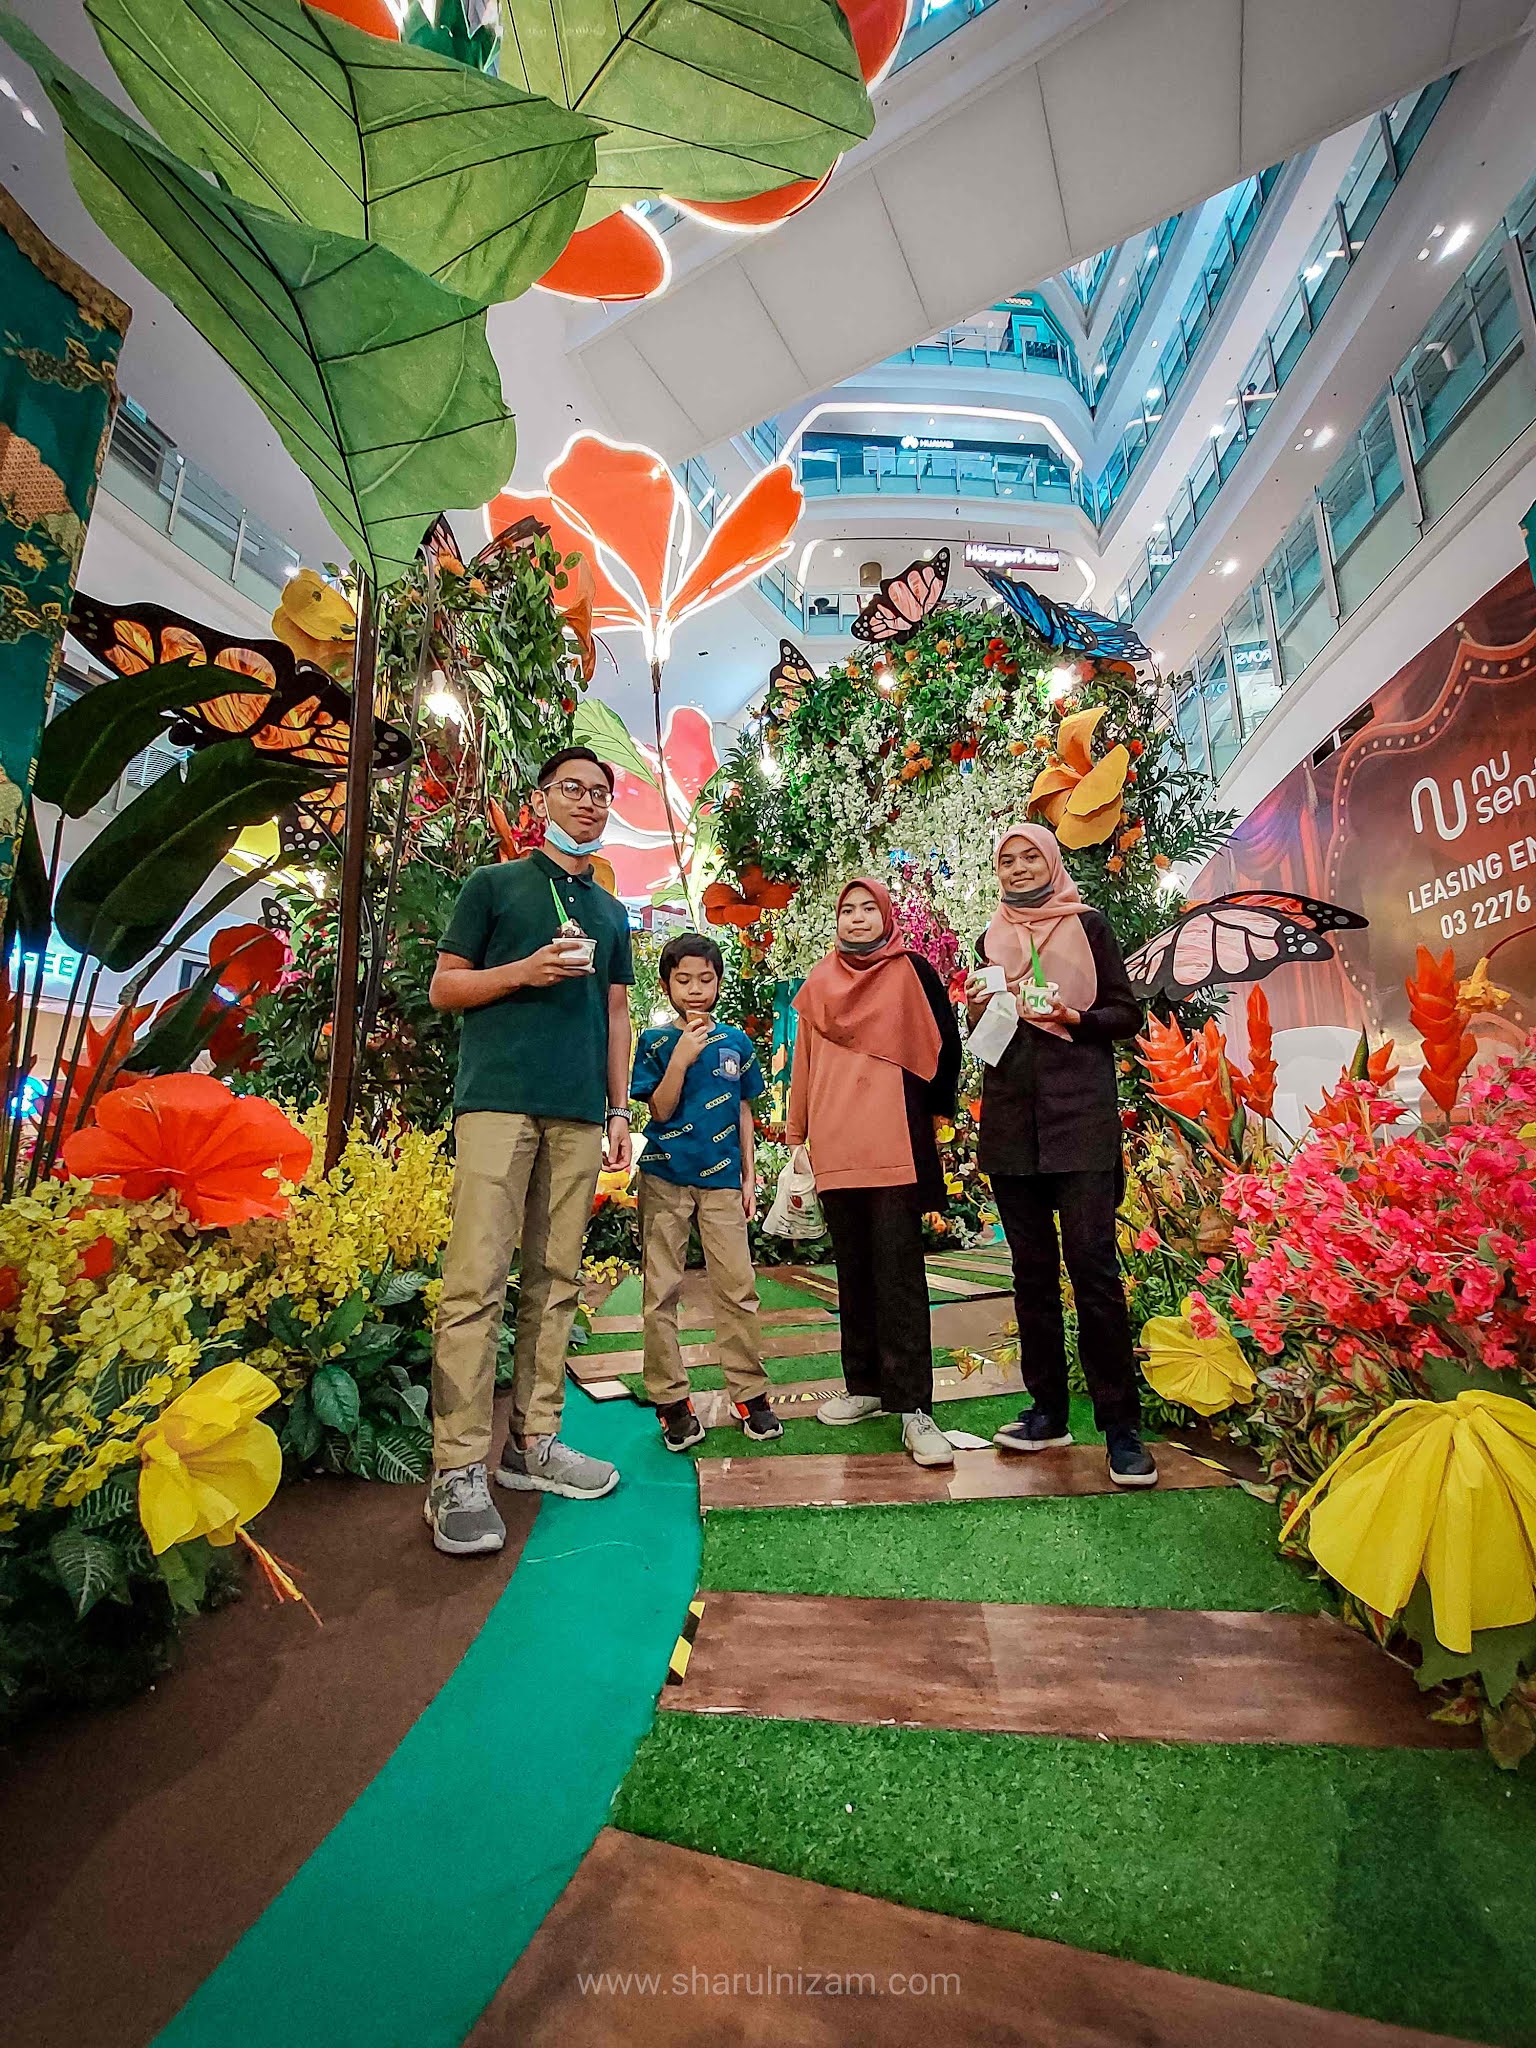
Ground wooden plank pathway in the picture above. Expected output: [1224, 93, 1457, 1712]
[663, 1591, 1476, 1751]
[696, 1442, 1232, 1510]
[468, 1829, 1479, 2048]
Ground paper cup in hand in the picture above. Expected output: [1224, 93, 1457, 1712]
[974, 963, 1009, 997]
[1020, 979, 1059, 1017]
[557, 936, 596, 972]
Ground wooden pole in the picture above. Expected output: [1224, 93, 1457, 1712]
[324, 577, 378, 1174]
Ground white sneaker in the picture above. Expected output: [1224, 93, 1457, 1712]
[902, 1411, 956, 1467]
[816, 1392, 883, 1426]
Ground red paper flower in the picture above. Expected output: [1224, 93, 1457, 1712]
[491, 434, 801, 665]
[60, 1075, 312, 1226]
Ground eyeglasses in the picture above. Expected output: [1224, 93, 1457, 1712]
[545, 778, 612, 807]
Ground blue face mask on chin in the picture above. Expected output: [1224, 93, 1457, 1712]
[544, 818, 606, 857]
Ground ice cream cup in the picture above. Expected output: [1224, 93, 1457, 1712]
[557, 935, 597, 972]
[1019, 979, 1059, 1017]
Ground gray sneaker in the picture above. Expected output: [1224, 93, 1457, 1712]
[902, 1410, 956, 1468]
[816, 1392, 883, 1426]
[423, 1463, 506, 1556]
[495, 1433, 619, 1500]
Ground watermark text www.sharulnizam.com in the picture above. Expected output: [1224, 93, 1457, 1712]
[577, 1967, 961, 1998]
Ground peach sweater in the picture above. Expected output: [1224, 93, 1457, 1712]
[785, 1023, 916, 1190]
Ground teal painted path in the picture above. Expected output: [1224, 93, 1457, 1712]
[153, 1392, 701, 2048]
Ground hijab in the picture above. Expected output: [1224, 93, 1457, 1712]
[982, 823, 1098, 1041]
[794, 877, 942, 1081]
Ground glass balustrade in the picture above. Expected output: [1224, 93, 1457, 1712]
[764, 78, 1445, 545]
[100, 400, 301, 604]
[1109, 75, 1453, 622]
[1169, 167, 1536, 783]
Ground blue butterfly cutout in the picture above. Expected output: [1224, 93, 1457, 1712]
[980, 569, 1152, 664]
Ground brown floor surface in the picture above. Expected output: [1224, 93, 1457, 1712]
[0, 1438, 538, 2048]
[696, 1442, 1231, 1510]
[664, 1591, 1475, 1751]
[467, 1828, 1474, 2048]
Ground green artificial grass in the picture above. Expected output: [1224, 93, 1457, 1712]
[699, 1488, 1323, 1613]
[613, 1716, 1536, 2048]
[596, 1272, 829, 1319]
[583, 1313, 836, 1356]
[618, 1350, 852, 1398]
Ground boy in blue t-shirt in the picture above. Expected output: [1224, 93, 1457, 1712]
[631, 933, 783, 1453]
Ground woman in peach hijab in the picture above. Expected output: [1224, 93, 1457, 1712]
[788, 877, 961, 1466]
[964, 824, 1154, 1487]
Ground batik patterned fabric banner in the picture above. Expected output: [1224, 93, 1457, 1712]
[0, 185, 128, 925]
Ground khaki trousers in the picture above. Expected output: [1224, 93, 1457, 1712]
[432, 1112, 603, 1468]
[639, 1174, 767, 1409]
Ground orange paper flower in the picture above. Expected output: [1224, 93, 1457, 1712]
[60, 1075, 312, 1226]
[1136, 1013, 1209, 1121]
[1027, 705, 1130, 848]
[702, 866, 798, 929]
[514, 434, 803, 664]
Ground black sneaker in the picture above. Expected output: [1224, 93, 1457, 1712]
[1106, 1425, 1159, 1488]
[735, 1394, 784, 1442]
[993, 1408, 1073, 1453]
[658, 1399, 705, 1454]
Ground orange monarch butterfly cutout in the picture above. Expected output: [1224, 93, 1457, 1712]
[768, 639, 816, 711]
[69, 593, 412, 776]
[850, 549, 950, 644]
[1125, 892, 1369, 1003]
[68, 592, 413, 858]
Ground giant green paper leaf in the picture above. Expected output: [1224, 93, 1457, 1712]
[498, 0, 873, 223]
[55, 738, 326, 970]
[85, 0, 598, 308]
[0, 16, 517, 588]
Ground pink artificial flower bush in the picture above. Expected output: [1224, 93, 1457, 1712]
[1226, 1038, 1536, 1388]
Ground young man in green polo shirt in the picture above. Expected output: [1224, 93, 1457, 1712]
[424, 747, 634, 1555]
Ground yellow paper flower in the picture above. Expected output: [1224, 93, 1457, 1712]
[136, 1361, 283, 1555]
[271, 569, 356, 678]
[1140, 1299, 1256, 1415]
[1281, 1391, 1536, 1653]
[1028, 705, 1130, 848]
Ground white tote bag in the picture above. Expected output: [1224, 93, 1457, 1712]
[763, 1156, 825, 1239]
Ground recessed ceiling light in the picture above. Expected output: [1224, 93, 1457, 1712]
[1417, 247, 1430, 261]
[922, 547, 934, 558]
[1294, 440, 1305, 450]
[1431, 222, 1445, 238]
[1312, 425, 1335, 449]
[1188, 612, 1197, 620]
[1303, 426, 1313, 437]
[1220, 558, 1239, 575]
[0, 76, 16, 100]
[1441, 222, 1473, 257]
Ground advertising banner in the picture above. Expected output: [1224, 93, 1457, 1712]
[1194, 560, 1536, 1095]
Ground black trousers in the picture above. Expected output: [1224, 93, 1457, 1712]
[993, 1171, 1140, 1431]
[821, 1185, 934, 1414]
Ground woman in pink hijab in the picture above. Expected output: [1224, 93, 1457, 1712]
[964, 824, 1155, 1487]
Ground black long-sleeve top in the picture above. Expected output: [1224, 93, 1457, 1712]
[901, 954, 963, 1209]
[973, 911, 1143, 1177]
